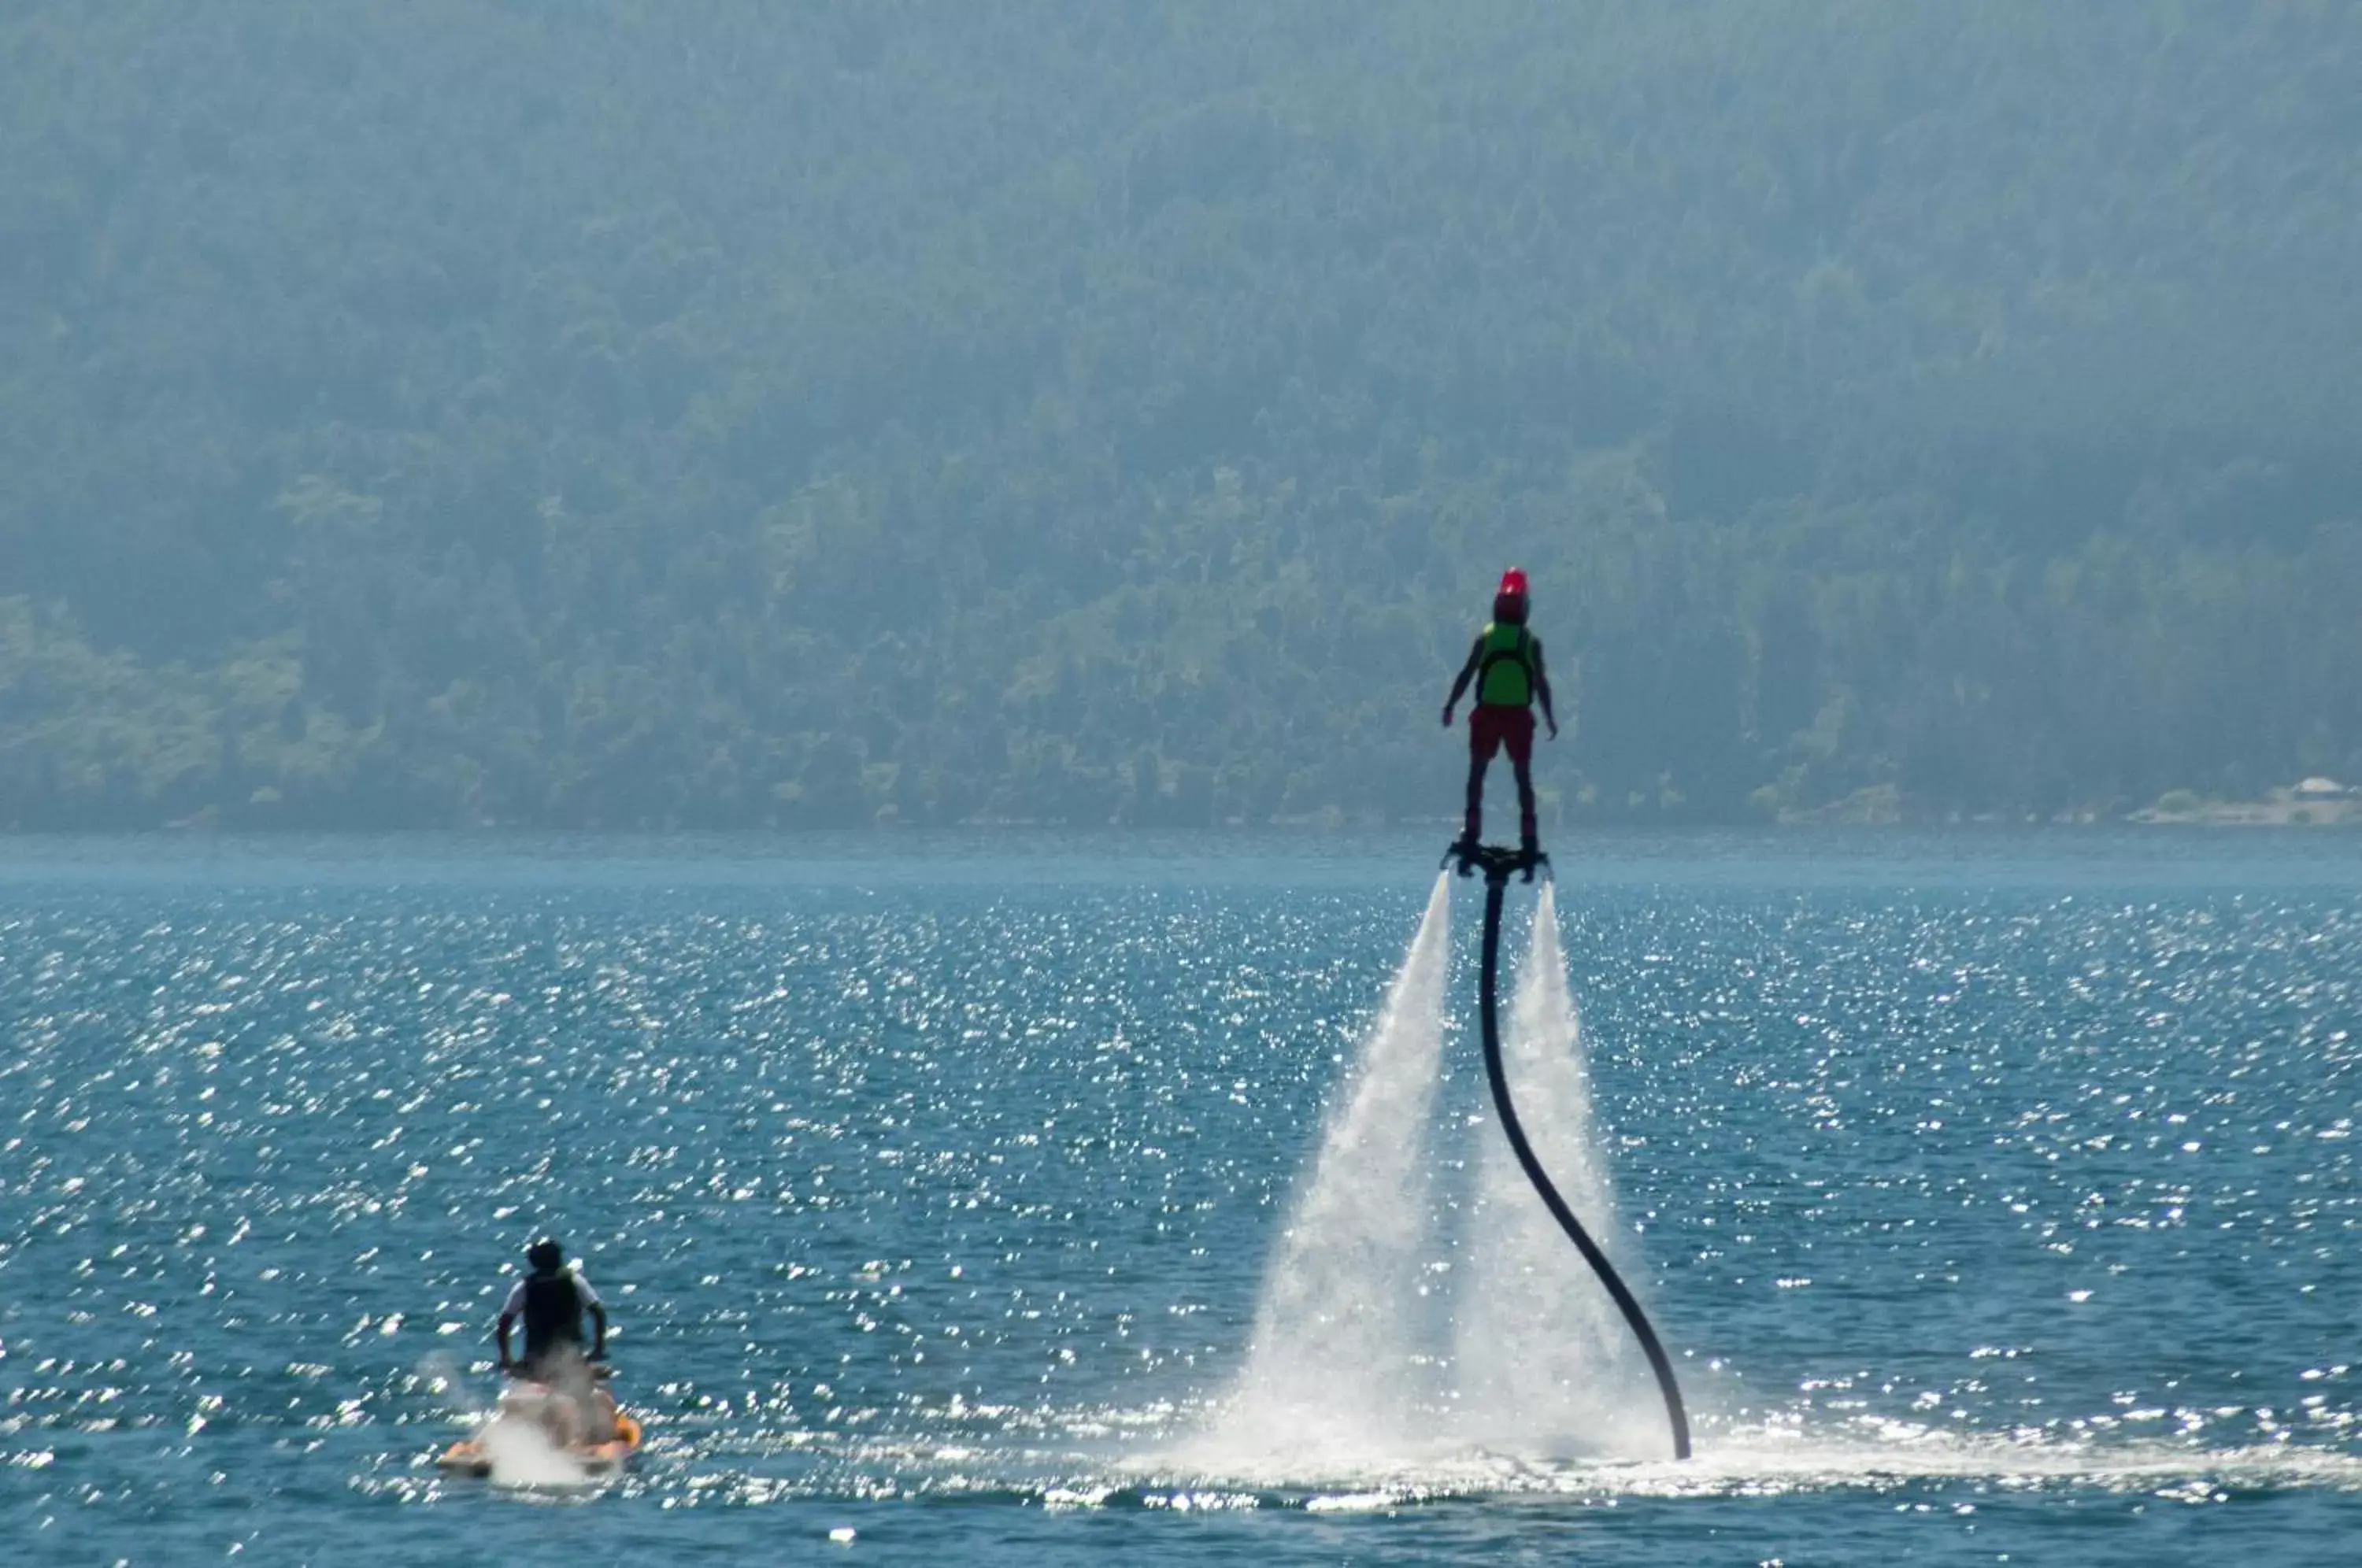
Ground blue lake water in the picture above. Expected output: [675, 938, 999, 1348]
[1, 830, 2357, 1564]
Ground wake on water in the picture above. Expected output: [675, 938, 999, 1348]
[1186, 875, 1669, 1476]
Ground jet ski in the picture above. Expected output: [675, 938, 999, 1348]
[435, 1364, 642, 1478]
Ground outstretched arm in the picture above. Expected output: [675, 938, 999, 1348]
[1442, 638, 1483, 724]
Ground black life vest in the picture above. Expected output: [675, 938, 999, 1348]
[521, 1270, 586, 1359]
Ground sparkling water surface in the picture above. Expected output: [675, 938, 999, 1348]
[2, 830, 2357, 1564]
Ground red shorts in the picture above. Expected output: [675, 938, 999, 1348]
[1468, 704, 1535, 766]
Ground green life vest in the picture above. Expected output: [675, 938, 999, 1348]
[1476, 622, 1535, 706]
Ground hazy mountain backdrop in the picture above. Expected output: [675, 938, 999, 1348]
[4, 1, 2358, 827]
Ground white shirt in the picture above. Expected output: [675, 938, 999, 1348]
[502, 1267, 602, 1318]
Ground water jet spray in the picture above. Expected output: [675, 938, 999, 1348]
[1447, 840, 1692, 1461]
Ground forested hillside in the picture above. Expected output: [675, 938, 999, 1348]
[4, 1, 2358, 827]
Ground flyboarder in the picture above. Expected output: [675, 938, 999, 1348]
[1442, 567, 1558, 855]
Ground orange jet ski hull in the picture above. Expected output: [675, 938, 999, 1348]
[435, 1411, 642, 1478]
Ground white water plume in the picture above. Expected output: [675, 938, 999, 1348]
[428, 1352, 605, 1490]
[1453, 881, 1661, 1456]
[1200, 873, 1455, 1467]
[477, 1406, 598, 1488]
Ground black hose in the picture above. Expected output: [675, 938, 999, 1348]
[1476, 867, 1692, 1461]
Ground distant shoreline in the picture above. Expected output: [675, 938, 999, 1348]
[0, 810, 2356, 837]
[2126, 801, 2360, 827]
[1774, 781, 2360, 829]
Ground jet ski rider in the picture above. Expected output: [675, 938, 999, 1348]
[497, 1237, 609, 1378]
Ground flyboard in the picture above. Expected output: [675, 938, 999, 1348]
[1446, 840, 1692, 1461]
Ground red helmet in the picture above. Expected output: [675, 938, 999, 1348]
[1498, 568, 1528, 598]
